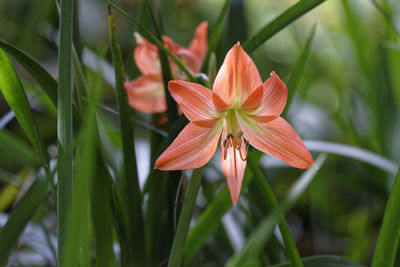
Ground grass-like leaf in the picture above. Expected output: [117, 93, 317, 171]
[0, 48, 49, 171]
[0, 130, 37, 168]
[108, 8, 146, 265]
[283, 24, 316, 116]
[371, 166, 400, 266]
[168, 167, 204, 267]
[243, 0, 326, 53]
[0, 39, 57, 107]
[63, 71, 99, 267]
[271, 255, 365, 267]
[57, 0, 74, 265]
[200, 0, 230, 73]
[104, 0, 196, 82]
[225, 154, 327, 267]
[143, 0, 177, 125]
[183, 151, 263, 264]
[72, 45, 88, 110]
[248, 152, 303, 267]
[0, 174, 50, 267]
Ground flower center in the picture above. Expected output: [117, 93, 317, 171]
[222, 109, 249, 162]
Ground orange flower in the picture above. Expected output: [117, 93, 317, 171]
[155, 44, 314, 205]
[124, 22, 208, 113]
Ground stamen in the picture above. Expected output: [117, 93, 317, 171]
[223, 145, 228, 160]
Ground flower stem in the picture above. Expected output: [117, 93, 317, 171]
[168, 167, 204, 267]
[247, 153, 303, 267]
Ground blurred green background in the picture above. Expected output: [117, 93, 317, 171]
[0, 0, 399, 266]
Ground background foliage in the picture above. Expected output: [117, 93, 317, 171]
[0, 0, 399, 266]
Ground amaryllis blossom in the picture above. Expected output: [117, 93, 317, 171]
[124, 22, 208, 113]
[155, 43, 314, 205]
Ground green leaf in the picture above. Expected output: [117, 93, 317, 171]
[0, 174, 50, 267]
[108, 9, 146, 265]
[248, 152, 303, 267]
[283, 24, 316, 116]
[371, 166, 400, 267]
[63, 70, 99, 267]
[72, 45, 88, 111]
[243, 0, 326, 53]
[184, 151, 263, 264]
[184, 183, 232, 264]
[143, 0, 177, 125]
[0, 38, 58, 107]
[92, 160, 117, 267]
[104, 0, 196, 82]
[0, 129, 37, 168]
[0, 48, 49, 170]
[271, 255, 365, 267]
[225, 154, 327, 267]
[57, 0, 74, 265]
[200, 0, 230, 73]
[168, 167, 204, 267]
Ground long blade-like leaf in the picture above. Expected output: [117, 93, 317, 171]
[371, 165, 400, 266]
[0, 130, 37, 168]
[63, 70, 99, 267]
[0, 174, 50, 267]
[104, 0, 196, 82]
[57, 0, 74, 265]
[283, 24, 316, 116]
[271, 255, 365, 267]
[248, 152, 303, 267]
[108, 8, 145, 265]
[200, 0, 230, 73]
[184, 151, 263, 264]
[143, 0, 177, 125]
[0, 48, 49, 171]
[0, 39, 57, 107]
[168, 167, 204, 267]
[243, 0, 326, 53]
[225, 154, 327, 267]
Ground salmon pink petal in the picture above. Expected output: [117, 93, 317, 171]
[242, 117, 313, 169]
[221, 133, 247, 205]
[242, 71, 287, 116]
[175, 49, 201, 75]
[169, 80, 226, 122]
[134, 34, 160, 74]
[155, 122, 222, 170]
[189, 22, 208, 66]
[124, 74, 166, 113]
[213, 44, 262, 106]
[162, 35, 183, 54]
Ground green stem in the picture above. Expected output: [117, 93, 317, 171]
[104, 0, 196, 82]
[168, 167, 204, 267]
[108, 8, 146, 265]
[372, 166, 400, 267]
[57, 0, 73, 265]
[242, 0, 326, 53]
[247, 153, 303, 267]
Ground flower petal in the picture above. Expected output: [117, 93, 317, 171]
[169, 80, 226, 122]
[134, 33, 160, 74]
[213, 44, 262, 106]
[155, 122, 222, 170]
[162, 35, 183, 54]
[221, 131, 247, 205]
[188, 22, 208, 70]
[124, 74, 166, 113]
[242, 117, 313, 169]
[242, 71, 287, 116]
